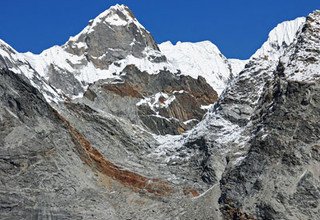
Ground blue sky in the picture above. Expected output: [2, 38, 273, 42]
[0, 0, 319, 59]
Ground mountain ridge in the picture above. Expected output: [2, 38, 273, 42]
[0, 5, 306, 101]
[0, 5, 319, 220]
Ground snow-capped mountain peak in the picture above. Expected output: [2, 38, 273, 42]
[0, 4, 248, 102]
[0, 4, 308, 105]
[252, 17, 306, 60]
[63, 4, 159, 67]
[14, 5, 171, 101]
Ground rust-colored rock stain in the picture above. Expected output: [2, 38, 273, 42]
[54, 110, 173, 196]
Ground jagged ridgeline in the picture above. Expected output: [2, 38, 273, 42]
[0, 4, 319, 220]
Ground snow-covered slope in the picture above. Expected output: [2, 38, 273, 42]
[159, 41, 246, 95]
[157, 17, 305, 96]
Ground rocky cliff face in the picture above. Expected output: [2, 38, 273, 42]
[0, 4, 319, 220]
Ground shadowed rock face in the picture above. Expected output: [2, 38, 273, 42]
[84, 65, 218, 135]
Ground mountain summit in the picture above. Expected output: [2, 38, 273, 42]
[64, 4, 160, 68]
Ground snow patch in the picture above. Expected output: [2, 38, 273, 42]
[137, 92, 176, 113]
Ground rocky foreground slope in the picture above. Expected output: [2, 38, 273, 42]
[0, 4, 319, 220]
